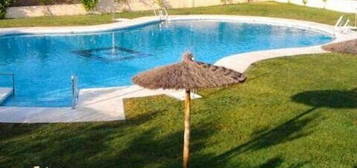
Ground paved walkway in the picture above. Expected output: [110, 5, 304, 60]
[0, 85, 200, 123]
[1, 15, 357, 123]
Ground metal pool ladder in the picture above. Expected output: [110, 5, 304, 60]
[71, 75, 80, 109]
[154, 7, 169, 21]
[335, 16, 351, 33]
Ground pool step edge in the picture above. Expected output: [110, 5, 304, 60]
[0, 87, 13, 105]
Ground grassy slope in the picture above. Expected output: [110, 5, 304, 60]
[0, 2, 354, 28]
[0, 53, 356, 167]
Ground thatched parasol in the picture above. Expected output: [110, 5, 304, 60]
[132, 52, 246, 168]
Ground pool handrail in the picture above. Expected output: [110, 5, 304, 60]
[154, 7, 169, 21]
[71, 75, 79, 109]
[335, 15, 352, 33]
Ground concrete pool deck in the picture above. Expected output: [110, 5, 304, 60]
[0, 85, 200, 123]
[1, 15, 357, 123]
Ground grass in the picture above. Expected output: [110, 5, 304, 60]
[0, 2, 355, 28]
[0, 53, 356, 167]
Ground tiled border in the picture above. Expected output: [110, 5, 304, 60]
[1, 15, 356, 123]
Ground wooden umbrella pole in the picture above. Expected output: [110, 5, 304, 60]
[183, 89, 191, 168]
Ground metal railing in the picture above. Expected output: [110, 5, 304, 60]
[335, 15, 352, 33]
[0, 73, 15, 96]
[71, 75, 79, 109]
[354, 7, 357, 30]
[154, 7, 169, 21]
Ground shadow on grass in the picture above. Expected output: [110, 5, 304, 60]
[292, 89, 357, 108]
[257, 155, 309, 168]
[0, 106, 220, 168]
[0, 109, 167, 168]
[3, 89, 355, 167]
[0, 123, 43, 140]
[259, 156, 284, 168]
[197, 89, 357, 167]
[0, 112, 315, 168]
[194, 106, 319, 168]
[0, 106, 319, 168]
[110, 122, 218, 168]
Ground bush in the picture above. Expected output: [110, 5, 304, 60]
[302, 0, 308, 5]
[11, 0, 80, 7]
[0, 0, 12, 19]
[38, 0, 54, 5]
[80, 0, 98, 11]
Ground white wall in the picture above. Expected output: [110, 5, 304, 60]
[275, 0, 357, 13]
[6, 0, 355, 19]
[5, 0, 260, 18]
[5, 4, 87, 18]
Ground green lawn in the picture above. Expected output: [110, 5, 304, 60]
[0, 2, 355, 28]
[0, 53, 356, 167]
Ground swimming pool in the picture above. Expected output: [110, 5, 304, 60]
[0, 20, 333, 107]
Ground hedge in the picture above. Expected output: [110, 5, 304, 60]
[11, 0, 80, 7]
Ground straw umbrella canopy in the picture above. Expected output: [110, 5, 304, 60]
[132, 52, 246, 168]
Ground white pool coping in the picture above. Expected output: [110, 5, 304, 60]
[0, 15, 356, 123]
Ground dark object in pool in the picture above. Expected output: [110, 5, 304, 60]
[322, 39, 357, 54]
[72, 46, 153, 62]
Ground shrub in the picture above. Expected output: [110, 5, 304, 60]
[38, 0, 54, 5]
[11, 0, 80, 7]
[302, 0, 308, 5]
[322, 0, 328, 8]
[0, 0, 13, 19]
[80, 0, 98, 11]
[38, 0, 53, 5]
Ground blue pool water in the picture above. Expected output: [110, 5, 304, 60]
[0, 20, 333, 107]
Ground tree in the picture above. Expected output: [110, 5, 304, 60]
[81, 0, 99, 11]
[302, 0, 308, 6]
[322, 0, 328, 9]
[0, 0, 13, 19]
